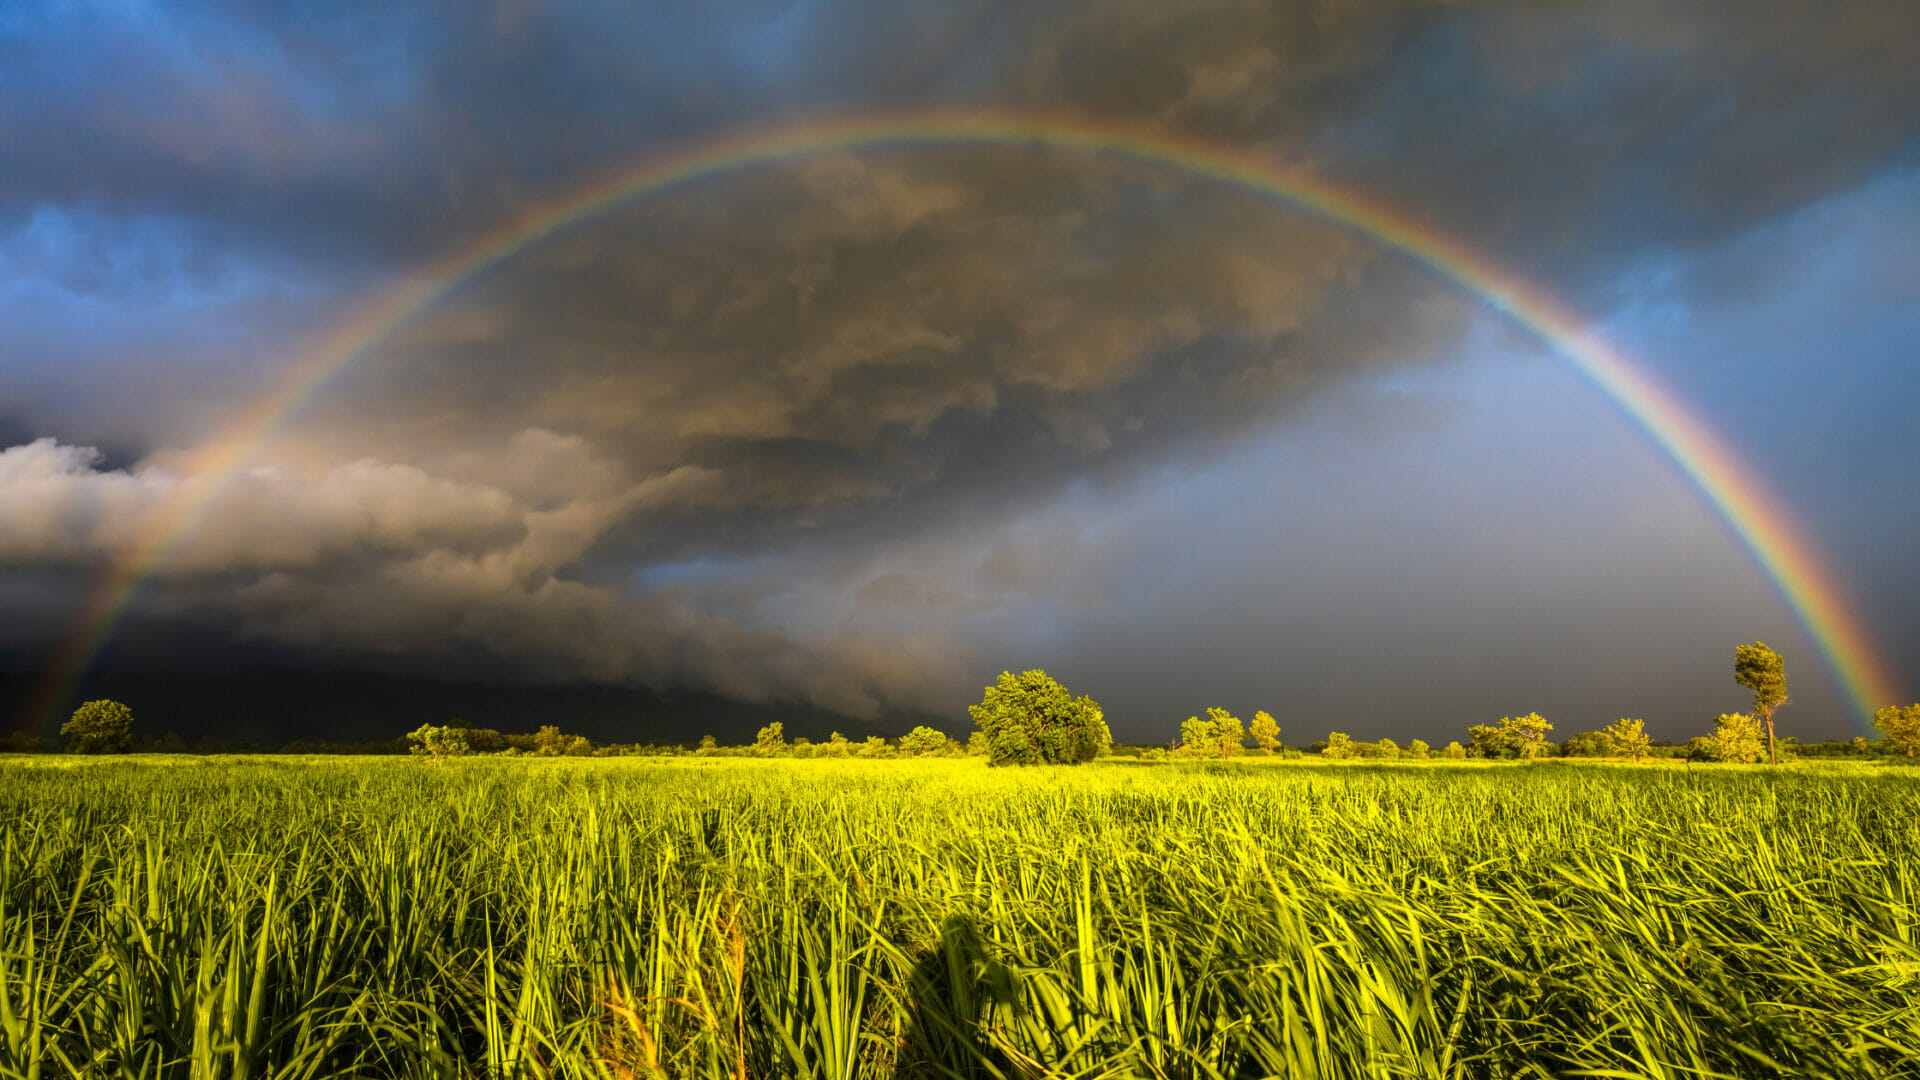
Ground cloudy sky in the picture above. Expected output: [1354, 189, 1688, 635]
[2, 0, 1915, 745]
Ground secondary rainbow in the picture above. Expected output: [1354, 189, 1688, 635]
[29, 110, 1901, 730]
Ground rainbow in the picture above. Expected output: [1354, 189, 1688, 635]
[25, 110, 1901, 730]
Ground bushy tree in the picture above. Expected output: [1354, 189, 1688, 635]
[1703, 712, 1764, 763]
[1563, 731, 1612, 758]
[965, 731, 989, 757]
[1250, 710, 1281, 755]
[967, 670, 1109, 766]
[463, 727, 509, 753]
[1467, 713, 1554, 759]
[818, 732, 851, 758]
[1373, 737, 1401, 759]
[1322, 732, 1354, 759]
[1606, 718, 1651, 761]
[1177, 707, 1244, 758]
[1850, 735, 1871, 756]
[406, 723, 468, 762]
[1443, 740, 1466, 760]
[856, 735, 894, 758]
[898, 725, 948, 756]
[63, 699, 134, 754]
[533, 725, 592, 756]
[1406, 738, 1431, 760]
[1734, 642, 1789, 764]
[1874, 703, 1920, 759]
[753, 722, 786, 756]
[695, 734, 720, 757]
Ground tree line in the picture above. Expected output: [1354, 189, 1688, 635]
[26, 641, 1920, 764]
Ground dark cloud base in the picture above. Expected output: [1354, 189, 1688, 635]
[0, 662, 911, 748]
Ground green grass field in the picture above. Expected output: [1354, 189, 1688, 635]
[3, 756, 1917, 1079]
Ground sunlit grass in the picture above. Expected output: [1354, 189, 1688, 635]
[2, 756, 1916, 1078]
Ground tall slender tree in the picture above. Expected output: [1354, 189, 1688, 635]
[1249, 710, 1281, 755]
[1734, 642, 1789, 765]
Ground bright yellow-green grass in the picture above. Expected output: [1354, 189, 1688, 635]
[3, 756, 1917, 1079]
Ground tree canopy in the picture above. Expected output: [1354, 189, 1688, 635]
[967, 670, 1110, 766]
[1467, 713, 1554, 759]
[62, 699, 134, 754]
[1734, 642, 1788, 764]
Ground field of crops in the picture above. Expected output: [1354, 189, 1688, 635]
[3, 756, 1917, 1079]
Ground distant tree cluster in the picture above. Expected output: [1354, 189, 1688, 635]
[1177, 708, 1245, 758]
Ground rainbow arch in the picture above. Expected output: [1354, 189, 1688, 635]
[28, 110, 1901, 729]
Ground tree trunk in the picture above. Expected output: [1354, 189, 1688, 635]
[1764, 709, 1777, 765]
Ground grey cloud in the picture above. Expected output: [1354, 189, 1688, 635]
[2, 1, 1914, 721]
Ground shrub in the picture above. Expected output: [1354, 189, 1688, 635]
[857, 736, 894, 759]
[818, 732, 851, 759]
[1443, 740, 1467, 760]
[1374, 738, 1401, 760]
[1406, 739, 1431, 760]
[62, 700, 135, 755]
[753, 722, 786, 756]
[968, 670, 1110, 766]
[1322, 732, 1354, 760]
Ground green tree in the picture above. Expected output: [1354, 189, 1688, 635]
[898, 725, 948, 756]
[1374, 737, 1401, 760]
[1606, 718, 1651, 761]
[1467, 713, 1554, 759]
[1178, 707, 1244, 757]
[819, 732, 851, 758]
[1322, 732, 1354, 759]
[967, 670, 1110, 766]
[1443, 740, 1466, 760]
[406, 723, 469, 762]
[463, 727, 508, 753]
[1874, 703, 1920, 759]
[965, 731, 989, 757]
[753, 722, 786, 756]
[1177, 714, 1213, 757]
[1734, 641, 1789, 765]
[62, 699, 134, 754]
[535, 725, 589, 756]
[1249, 710, 1280, 755]
[695, 734, 719, 756]
[1406, 739, 1431, 760]
[1209, 708, 1245, 757]
[1704, 712, 1764, 763]
[856, 735, 894, 758]
[1563, 731, 1612, 758]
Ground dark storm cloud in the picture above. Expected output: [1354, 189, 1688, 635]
[2, 1, 1915, 719]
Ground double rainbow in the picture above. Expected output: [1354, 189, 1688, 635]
[26, 111, 1901, 729]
